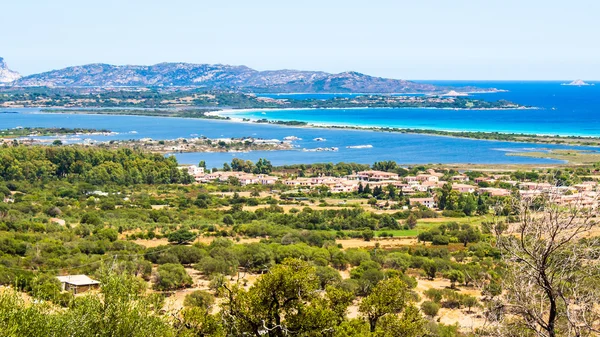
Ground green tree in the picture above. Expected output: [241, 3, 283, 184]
[361, 229, 374, 242]
[221, 259, 343, 336]
[422, 261, 437, 280]
[359, 277, 410, 332]
[444, 270, 464, 289]
[373, 305, 426, 337]
[405, 213, 418, 229]
[167, 229, 196, 244]
[462, 295, 479, 313]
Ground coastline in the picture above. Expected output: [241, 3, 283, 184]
[206, 108, 600, 145]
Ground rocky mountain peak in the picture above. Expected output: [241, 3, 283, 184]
[0, 57, 22, 84]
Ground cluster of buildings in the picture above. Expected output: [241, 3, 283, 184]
[181, 165, 279, 186]
[518, 181, 599, 208]
[180, 165, 599, 209]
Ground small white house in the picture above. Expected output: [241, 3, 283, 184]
[56, 275, 100, 294]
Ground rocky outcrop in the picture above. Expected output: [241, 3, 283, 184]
[0, 57, 21, 84]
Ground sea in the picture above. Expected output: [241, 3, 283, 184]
[1, 81, 599, 168]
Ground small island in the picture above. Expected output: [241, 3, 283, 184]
[1, 88, 528, 110]
[561, 79, 594, 86]
[0, 127, 113, 138]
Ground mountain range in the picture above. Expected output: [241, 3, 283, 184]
[0, 58, 494, 93]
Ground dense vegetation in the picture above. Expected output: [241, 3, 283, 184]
[0, 127, 112, 138]
[0, 146, 598, 336]
[0, 87, 523, 109]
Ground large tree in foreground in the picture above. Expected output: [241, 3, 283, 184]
[493, 194, 600, 337]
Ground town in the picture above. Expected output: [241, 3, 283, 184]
[181, 164, 599, 210]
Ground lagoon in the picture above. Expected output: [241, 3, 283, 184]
[0, 108, 591, 167]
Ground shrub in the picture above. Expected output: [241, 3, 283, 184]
[167, 229, 196, 244]
[154, 263, 193, 291]
[432, 235, 450, 246]
[421, 301, 440, 318]
[184, 290, 215, 309]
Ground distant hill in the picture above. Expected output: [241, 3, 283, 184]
[0, 58, 21, 84]
[6, 59, 496, 93]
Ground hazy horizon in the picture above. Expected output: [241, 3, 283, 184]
[2, 0, 599, 80]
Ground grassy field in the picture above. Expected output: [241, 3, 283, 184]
[374, 215, 492, 238]
[374, 229, 419, 237]
[509, 149, 600, 164]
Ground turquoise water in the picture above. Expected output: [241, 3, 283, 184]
[233, 81, 600, 136]
[1, 81, 598, 167]
[0, 108, 595, 167]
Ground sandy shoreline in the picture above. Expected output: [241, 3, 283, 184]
[206, 107, 594, 140]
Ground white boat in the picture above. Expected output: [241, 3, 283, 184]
[302, 147, 338, 152]
[313, 137, 326, 141]
[346, 145, 373, 149]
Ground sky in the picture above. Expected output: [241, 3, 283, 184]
[1, 0, 599, 80]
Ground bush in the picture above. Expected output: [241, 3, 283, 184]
[80, 213, 101, 226]
[96, 228, 118, 242]
[361, 229, 374, 242]
[441, 210, 465, 217]
[432, 235, 450, 246]
[421, 301, 440, 318]
[167, 229, 196, 244]
[154, 263, 193, 291]
[423, 288, 443, 303]
[184, 290, 215, 309]
[223, 214, 234, 225]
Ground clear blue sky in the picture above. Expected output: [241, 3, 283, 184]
[2, 0, 599, 80]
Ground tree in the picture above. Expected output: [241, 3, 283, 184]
[253, 158, 273, 174]
[315, 265, 342, 289]
[386, 184, 397, 199]
[223, 214, 235, 225]
[477, 195, 488, 215]
[373, 305, 426, 337]
[483, 281, 502, 299]
[359, 277, 410, 332]
[456, 226, 481, 247]
[422, 261, 437, 280]
[405, 213, 418, 229]
[167, 229, 196, 244]
[494, 195, 600, 337]
[221, 259, 343, 336]
[0, 272, 175, 337]
[361, 229, 374, 242]
[462, 295, 479, 313]
[438, 183, 452, 210]
[444, 270, 464, 289]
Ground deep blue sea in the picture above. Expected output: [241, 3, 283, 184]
[1, 81, 598, 167]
